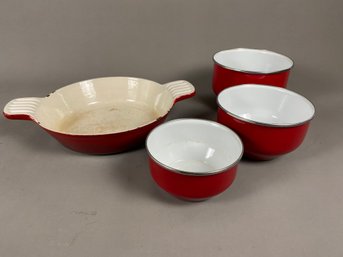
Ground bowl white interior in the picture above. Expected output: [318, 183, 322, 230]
[146, 119, 243, 175]
[213, 48, 293, 73]
[218, 84, 315, 126]
[34, 77, 175, 134]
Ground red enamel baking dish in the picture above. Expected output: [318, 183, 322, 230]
[3, 77, 195, 154]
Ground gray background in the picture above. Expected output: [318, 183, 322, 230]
[1, 0, 342, 256]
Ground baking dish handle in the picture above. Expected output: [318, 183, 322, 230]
[163, 80, 195, 103]
[3, 97, 42, 121]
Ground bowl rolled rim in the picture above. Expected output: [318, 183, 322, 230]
[217, 84, 316, 128]
[213, 48, 294, 75]
[146, 118, 243, 176]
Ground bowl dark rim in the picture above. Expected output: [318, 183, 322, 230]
[213, 48, 294, 75]
[217, 84, 316, 128]
[146, 118, 244, 176]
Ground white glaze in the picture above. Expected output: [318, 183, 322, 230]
[4, 97, 42, 120]
[218, 84, 315, 126]
[146, 119, 243, 174]
[213, 48, 293, 73]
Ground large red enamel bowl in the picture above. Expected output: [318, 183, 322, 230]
[212, 48, 294, 95]
[3, 77, 195, 154]
[217, 84, 315, 160]
[146, 119, 243, 201]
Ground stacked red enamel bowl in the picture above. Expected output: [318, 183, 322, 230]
[146, 119, 243, 201]
[212, 48, 293, 95]
[217, 84, 315, 160]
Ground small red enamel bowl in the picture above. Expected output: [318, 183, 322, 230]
[217, 84, 315, 160]
[212, 48, 294, 95]
[3, 77, 195, 154]
[146, 119, 243, 201]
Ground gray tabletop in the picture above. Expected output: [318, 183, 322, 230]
[1, 0, 342, 256]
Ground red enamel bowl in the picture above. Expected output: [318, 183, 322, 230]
[146, 119, 243, 201]
[217, 84, 315, 160]
[212, 48, 294, 95]
[3, 77, 195, 154]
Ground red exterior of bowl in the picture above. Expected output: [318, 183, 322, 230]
[217, 108, 311, 160]
[212, 63, 291, 95]
[149, 156, 238, 200]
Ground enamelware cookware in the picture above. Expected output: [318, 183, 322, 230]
[212, 48, 293, 94]
[146, 119, 243, 201]
[217, 84, 315, 160]
[3, 77, 195, 154]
